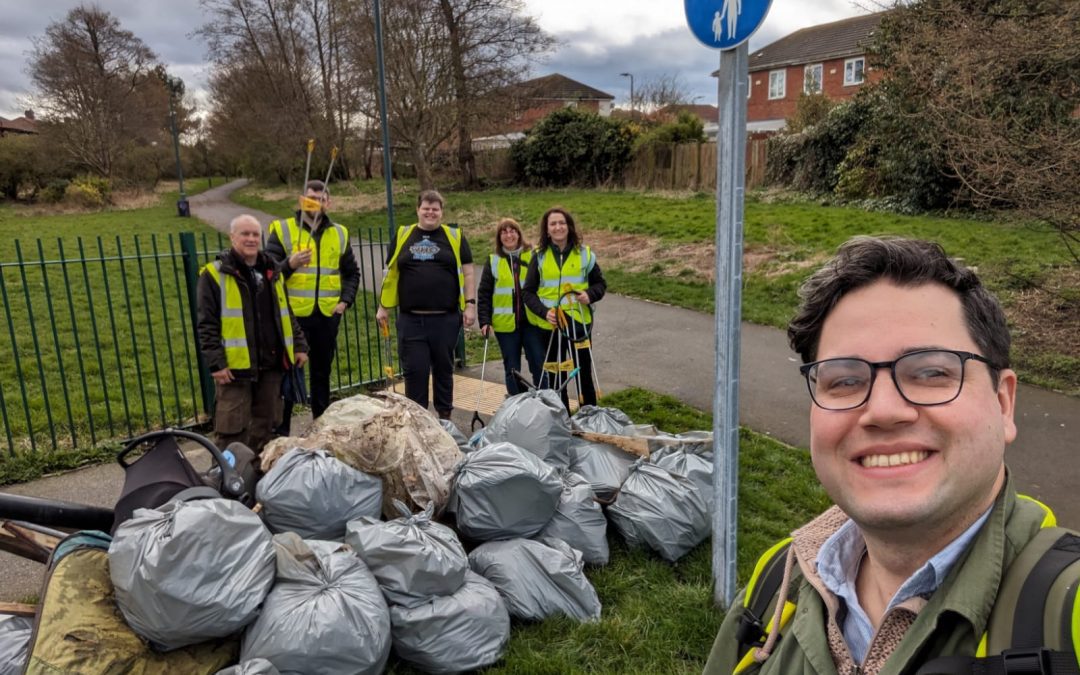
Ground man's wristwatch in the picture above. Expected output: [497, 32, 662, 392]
[465, 299, 476, 305]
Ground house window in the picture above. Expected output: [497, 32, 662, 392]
[768, 70, 785, 100]
[804, 64, 823, 94]
[844, 57, 865, 86]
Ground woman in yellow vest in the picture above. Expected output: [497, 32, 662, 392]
[522, 207, 607, 411]
[477, 218, 546, 395]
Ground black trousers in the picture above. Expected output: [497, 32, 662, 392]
[398, 311, 461, 417]
[278, 311, 341, 434]
[540, 323, 597, 412]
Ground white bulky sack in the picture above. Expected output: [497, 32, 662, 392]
[346, 500, 468, 607]
[537, 470, 609, 565]
[389, 571, 510, 674]
[607, 460, 710, 562]
[484, 389, 572, 467]
[256, 448, 382, 540]
[261, 392, 462, 518]
[240, 534, 391, 675]
[469, 538, 601, 622]
[447, 442, 561, 541]
[109, 497, 275, 650]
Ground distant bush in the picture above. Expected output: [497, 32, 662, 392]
[63, 175, 112, 208]
[511, 108, 637, 187]
[39, 179, 70, 203]
[636, 111, 706, 147]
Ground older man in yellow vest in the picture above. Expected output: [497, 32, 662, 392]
[197, 214, 308, 454]
[266, 180, 360, 433]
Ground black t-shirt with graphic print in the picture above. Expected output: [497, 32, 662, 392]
[387, 226, 473, 312]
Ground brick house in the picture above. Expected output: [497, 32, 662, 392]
[473, 73, 615, 149]
[0, 110, 39, 137]
[746, 12, 884, 131]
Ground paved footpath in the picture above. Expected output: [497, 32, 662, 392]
[2, 182, 1076, 601]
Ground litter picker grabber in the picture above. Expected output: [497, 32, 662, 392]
[379, 321, 396, 394]
[567, 291, 603, 400]
[471, 333, 491, 431]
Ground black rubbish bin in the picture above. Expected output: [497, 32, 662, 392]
[177, 198, 190, 217]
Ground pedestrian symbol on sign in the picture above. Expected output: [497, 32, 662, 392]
[686, 0, 771, 50]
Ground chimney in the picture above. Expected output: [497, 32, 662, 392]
[24, 109, 34, 120]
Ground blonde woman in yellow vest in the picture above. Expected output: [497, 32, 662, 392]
[265, 180, 360, 432]
[477, 218, 546, 395]
[521, 207, 607, 411]
[376, 190, 476, 419]
[197, 215, 309, 455]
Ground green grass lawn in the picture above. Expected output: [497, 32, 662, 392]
[237, 182, 1079, 395]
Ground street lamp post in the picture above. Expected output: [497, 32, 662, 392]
[163, 74, 189, 217]
[620, 72, 635, 119]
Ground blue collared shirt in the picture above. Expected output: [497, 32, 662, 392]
[816, 507, 992, 664]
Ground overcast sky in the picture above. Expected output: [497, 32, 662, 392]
[0, 0, 872, 120]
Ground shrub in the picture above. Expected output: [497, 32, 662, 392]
[511, 108, 637, 187]
[636, 111, 706, 147]
[39, 179, 70, 204]
[63, 175, 112, 208]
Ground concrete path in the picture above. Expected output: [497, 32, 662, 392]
[2, 181, 1076, 602]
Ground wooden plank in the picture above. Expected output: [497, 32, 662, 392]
[0, 520, 62, 564]
[0, 602, 36, 617]
[571, 430, 651, 458]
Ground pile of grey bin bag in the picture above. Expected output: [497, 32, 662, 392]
[0, 388, 714, 675]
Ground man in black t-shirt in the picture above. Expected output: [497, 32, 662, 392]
[376, 190, 476, 418]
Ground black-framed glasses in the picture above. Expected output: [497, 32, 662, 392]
[799, 349, 997, 411]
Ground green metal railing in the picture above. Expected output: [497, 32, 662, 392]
[0, 227, 393, 457]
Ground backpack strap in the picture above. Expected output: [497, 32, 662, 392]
[734, 538, 797, 671]
[917, 527, 1080, 675]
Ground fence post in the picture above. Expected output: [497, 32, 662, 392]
[180, 232, 214, 414]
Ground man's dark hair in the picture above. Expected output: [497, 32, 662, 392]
[788, 236, 1010, 374]
[417, 190, 444, 208]
[305, 179, 328, 196]
[538, 207, 580, 250]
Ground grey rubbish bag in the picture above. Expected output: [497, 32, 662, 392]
[447, 442, 562, 541]
[240, 534, 391, 675]
[345, 500, 469, 607]
[0, 614, 32, 675]
[109, 497, 275, 650]
[216, 658, 280, 675]
[484, 389, 572, 467]
[389, 571, 510, 674]
[568, 436, 637, 503]
[468, 538, 601, 622]
[571, 405, 632, 435]
[439, 419, 472, 454]
[536, 470, 609, 565]
[606, 459, 710, 562]
[256, 447, 382, 540]
[655, 449, 714, 513]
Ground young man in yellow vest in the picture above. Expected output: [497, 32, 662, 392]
[266, 180, 360, 433]
[197, 215, 308, 455]
[376, 190, 476, 419]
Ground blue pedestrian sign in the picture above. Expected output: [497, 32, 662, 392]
[685, 0, 774, 50]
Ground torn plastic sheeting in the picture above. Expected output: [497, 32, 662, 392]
[536, 470, 609, 565]
[468, 538, 601, 622]
[345, 500, 469, 607]
[606, 460, 710, 563]
[240, 534, 391, 675]
[256, 448, 382, 540]
[484, 389, 573, 468]
[447, 442, 562, 541]
[389, 571, 510, 674]
[109, 498, 275, 651]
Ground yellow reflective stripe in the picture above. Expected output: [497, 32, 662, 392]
[733, 601, 797, 674]
[976, 632, 988, 657]
[1018, 494, 1058, 528]
[1072, 586, 1080, 667]
[745, 538, 793, 608]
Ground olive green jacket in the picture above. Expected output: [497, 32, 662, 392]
[703, 476, 1051, 675]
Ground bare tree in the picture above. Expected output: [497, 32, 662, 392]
[27, 5, 171, 179]
[635, 73, 694, 113]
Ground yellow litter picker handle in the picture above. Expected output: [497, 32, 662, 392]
[306, 138, 315, 154]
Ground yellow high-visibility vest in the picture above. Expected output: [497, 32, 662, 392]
[527, 245, 595, 330]
[268, 216, 348, 317]
[202, 261, 295, 369]
[490, 251, 537, 332]
[380, 224, 465, 310]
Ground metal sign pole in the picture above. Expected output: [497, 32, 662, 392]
[372, 0, 396, 240]
[712, 42, 748, 608]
